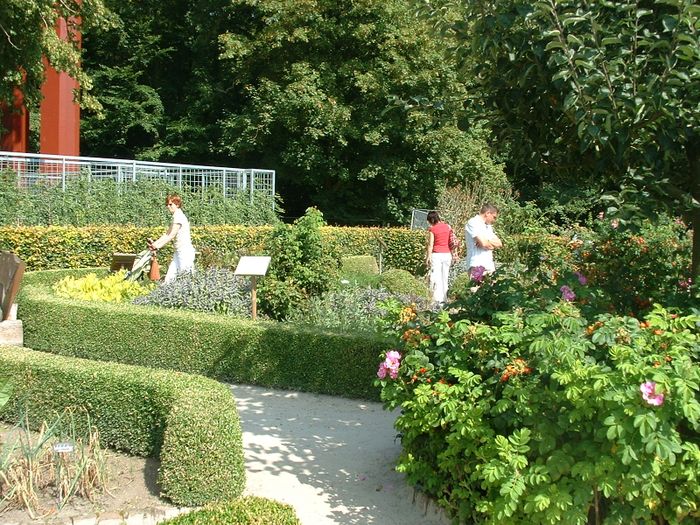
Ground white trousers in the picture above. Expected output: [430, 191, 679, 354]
[430, 252, 452, 304]
[164, 249, 195, 283]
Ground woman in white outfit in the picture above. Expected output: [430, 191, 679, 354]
[148, 194, 195, 283]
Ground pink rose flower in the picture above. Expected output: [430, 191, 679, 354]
[640, 381, 665, 406]
[377, 350, 401, 380]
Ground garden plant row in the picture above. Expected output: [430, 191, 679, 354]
[19, 269, 386, 400]
[0, 345, 245, 507]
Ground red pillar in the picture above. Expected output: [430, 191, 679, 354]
[0, 87, 29, 152]
[40, 17, 80, 156]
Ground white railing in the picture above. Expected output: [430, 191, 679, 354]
[0, 151, 276, 208]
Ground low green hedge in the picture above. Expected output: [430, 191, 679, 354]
[341, 255, 380, 276]
[161, 496, 301, 525]
[19, 270, 385, 400]
[0, 346, 245, 506]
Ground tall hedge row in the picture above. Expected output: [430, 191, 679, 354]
[18, 273, 385, 400]
[0, 346, 245, 506]
[0, 224, 569, 276]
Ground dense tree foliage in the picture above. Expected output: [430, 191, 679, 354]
[0, 0, 113, 112]
[422, 0, 700, 274]
[214, 0, 507, 223]
[80, 0, 507, 224]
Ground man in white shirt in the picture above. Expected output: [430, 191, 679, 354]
[465, 204, 502, 274]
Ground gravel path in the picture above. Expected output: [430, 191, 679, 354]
[230, 384, 448, 525]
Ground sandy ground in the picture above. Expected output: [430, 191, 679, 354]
[231, 384, 447, 525]
[0, 421, 163, 524]
[0, 385, 448, 524]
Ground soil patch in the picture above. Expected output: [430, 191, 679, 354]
[0, 422, 177, 524]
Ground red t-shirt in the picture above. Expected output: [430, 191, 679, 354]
[429, 222, 451, 253]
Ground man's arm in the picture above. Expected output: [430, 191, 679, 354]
[475, 235, 498, 250]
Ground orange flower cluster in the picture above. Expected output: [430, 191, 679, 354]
[500, 358, 532, 382]
[653, 355, 673, 368]
[399, 305, 417, 324]
[410, 367, 432, 383]
[401, 328, 429, 346]
[402, 328, 421, 341]
[586, 321, 604, 335]
[639, 321, 664, 336]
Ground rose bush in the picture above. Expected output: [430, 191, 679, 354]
[376, 297, 700, 524]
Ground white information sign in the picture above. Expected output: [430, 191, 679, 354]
[53, 442, 74, 453]
[234, 256, 271, 277]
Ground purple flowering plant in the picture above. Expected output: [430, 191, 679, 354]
[559, 285, 576, 302]
[470, 265, 487, 283]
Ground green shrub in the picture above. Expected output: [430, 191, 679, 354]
[0, 225, 274, 272]
[286, 285, 428, 333]
[53, 271, 152, 302]
[0, 346, 245, 506]
[0, 174, 281, 227]
[448, 270, 473, 299]
[19, 270, 384, 400]
[0, 224, 428, 274]
[376, 296, 700, 524]
[379, 269, 428, 298]
[259, 208, 340, 319]
[161, 496, 301, 525]
[338, 255, 381, 288]
[134, 268, 251, 316]
[577, 216, 695, 315]
[341, 255, 379, 277]
[160, 384, 245, 505]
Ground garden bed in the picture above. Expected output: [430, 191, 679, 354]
[0, 422, 178, 524]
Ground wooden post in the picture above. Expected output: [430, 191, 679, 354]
[251, 276, 257, 320]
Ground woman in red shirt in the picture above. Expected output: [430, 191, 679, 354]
[425, 210, 456, 305]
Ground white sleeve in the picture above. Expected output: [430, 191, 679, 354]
[172, 209, 185, 226]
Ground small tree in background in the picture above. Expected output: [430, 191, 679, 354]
[424, 0, 700, 276]
[0, 0, 114, 112]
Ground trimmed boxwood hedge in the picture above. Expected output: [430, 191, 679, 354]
[19, 270, 385, 400]
[0, 225, 571, 279]
[161, 496, 301, 525]
[0, 225, 426, 273]
[0, 345, 245, 506]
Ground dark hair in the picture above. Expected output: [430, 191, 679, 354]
[427, 210, 440, 225]
[166, 194, 183, 207]
[480, 203, 498, 214]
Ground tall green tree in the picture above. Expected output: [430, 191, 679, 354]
[81, 0, 230, 160]
[81, 0, 508, 223]
[425, 0, 700, 275]
[216, 0, 507, 223]
[0, 0, 113, 112]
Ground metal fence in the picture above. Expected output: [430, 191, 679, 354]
[410, 209, 430, 230]
[0, 151, 276, 208]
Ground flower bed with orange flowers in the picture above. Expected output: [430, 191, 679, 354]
[375, 295, 699, 524]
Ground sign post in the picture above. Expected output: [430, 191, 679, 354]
[233, 256, 271, 320]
